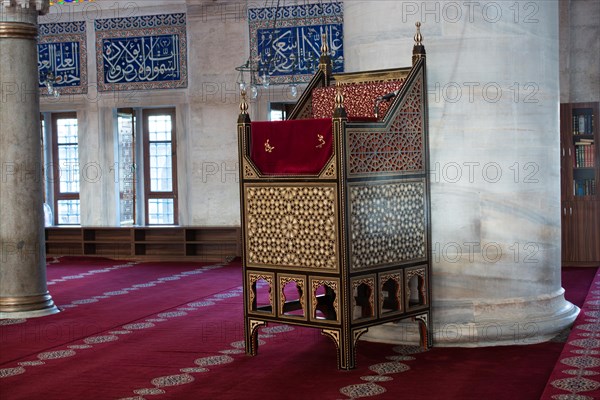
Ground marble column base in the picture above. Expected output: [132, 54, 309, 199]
[0, 292, 59, 319]
[363, 289, 579, 347]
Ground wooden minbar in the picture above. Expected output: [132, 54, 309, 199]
[237, 23, 432, 369]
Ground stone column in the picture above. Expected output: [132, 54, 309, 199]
[343, 0, 578, 346]
[0, 0, 58, 318]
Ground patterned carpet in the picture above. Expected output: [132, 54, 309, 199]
[0, 258, 597, 399]
[541, 268, 600, 399]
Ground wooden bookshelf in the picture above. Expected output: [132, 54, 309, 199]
[560, 102, 600, 265]
[83, 228, 132, 258]
[133, 227, 185, 258]
[45, 226, 241, 262]
[184, 227, 241, 260]
[45, 227, 83, 256]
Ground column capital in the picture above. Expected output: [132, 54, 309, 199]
[1, 0, 48, 27]
[1, 0, 49, 14]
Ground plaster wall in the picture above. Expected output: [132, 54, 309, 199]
[39, 0, 247, 226]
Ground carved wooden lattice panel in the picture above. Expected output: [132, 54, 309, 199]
[297, 99, 314, 120]
[347, 74, 423, 175]
[349, 180, 426, 270]
[244, 185, 338, 270]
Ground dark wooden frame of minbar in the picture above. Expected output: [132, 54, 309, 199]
[237, 23, 432, 370]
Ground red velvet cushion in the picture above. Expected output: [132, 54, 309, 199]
[312, 80, 404, 119]
[250, 118, 333, 175]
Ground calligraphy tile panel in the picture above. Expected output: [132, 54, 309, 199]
[255, 23, 344, 79]
[95, 14, 187, 91]
[39, 21, 86, 36]
[95, 13, 186, 31]
[249, 2, 343, 85]
[349, 180, 427, 270]
[248, 2, 343, 21]
[38, 22, 87, 95]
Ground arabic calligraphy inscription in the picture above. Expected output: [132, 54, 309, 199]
[256, 23, 344, 78]
[102, 34, 182, 84]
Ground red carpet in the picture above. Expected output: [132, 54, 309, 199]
[541, 267, 600, 399]
[562, 267, 599, 307]
[0, 258, 597, 399]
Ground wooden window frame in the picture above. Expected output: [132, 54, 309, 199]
[51, 112, 79, 225]
[142, 108, 178, 225]
[117, 108, 137, 226]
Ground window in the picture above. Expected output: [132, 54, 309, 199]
[143, 108, 178, 225]
[51, 112, 80, 225]
[117, 109, 136, 226]
[43, 108, 177, 226]
[269, 102, 295, 121]
[115, 107, 178, 226]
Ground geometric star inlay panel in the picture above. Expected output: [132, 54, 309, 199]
[349, 180, 426, 269]
[245, 184, 338, 270]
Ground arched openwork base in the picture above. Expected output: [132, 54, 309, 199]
[245, 319, 267, 356]
[318, 327, 372, 370]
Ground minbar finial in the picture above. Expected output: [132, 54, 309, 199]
[240, 89, 248, 115]
[414, 21, 423, 46]
[238, 88, 251, 123]
[318, 32, 332, 82]
[333, 82, 347, 119]
[334, 82, 343, 108]
[320, 32, 329, 56]
[412, 21, 425, 65]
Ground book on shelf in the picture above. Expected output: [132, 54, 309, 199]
[574, 179, 597, 196]
[572, 113, 594, 135]
[574, 139, 595, 168]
